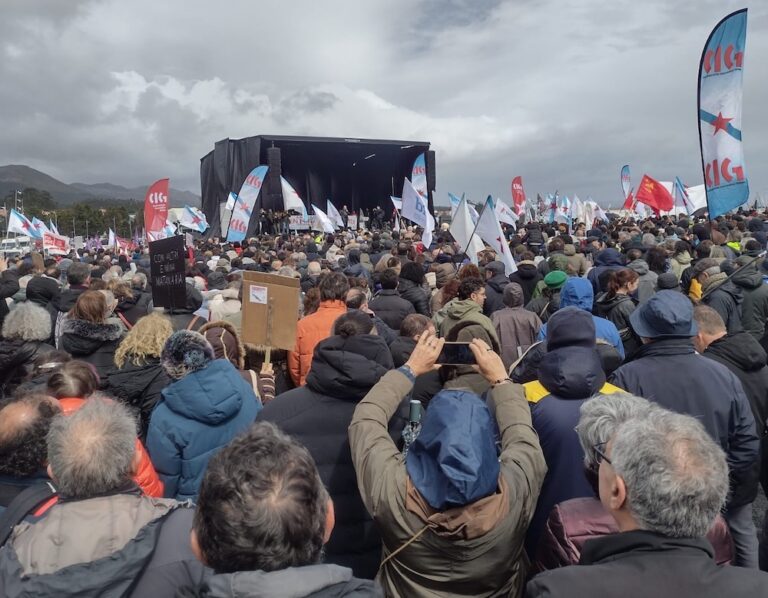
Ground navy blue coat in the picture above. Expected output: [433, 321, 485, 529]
[610, 338, 759, 507]
[146, 359, 261, 501]
[524, 346, 621, 555]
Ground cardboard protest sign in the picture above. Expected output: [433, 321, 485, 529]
[149, 235, 186, 309]
[241, 271, 300, 351]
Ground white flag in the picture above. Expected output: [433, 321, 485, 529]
[310, 205, 336, 234]
[401, 178, 434, 248]
[449, 195, 485, 265]
[475, 197, 517, 275]
[394, 213, 401, 232]
[326, 200, 344, 228]
[390, 196, 402, 211]
[280, 176, 305, 212]
[494, 199, 519, 227]
[225, 192, 237, 211]
[108, 228, 116, 248]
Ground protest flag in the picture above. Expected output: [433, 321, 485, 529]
[450, 195, 485, 264]
[326, 200, 344, 228]
[511, 176, 526, 215]
[228, 166, 268, 242]
[7, 209, 35, 237]
[144, 179, 169, 240]
[310, 205, 336, 234]
[635, 175, 674, 213]
[475, 197, 517, 275]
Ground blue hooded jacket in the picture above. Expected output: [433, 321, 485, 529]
[538, 278, 624, 359]
[146, 359, 261, 501]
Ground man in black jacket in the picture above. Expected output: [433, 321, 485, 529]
[610, 291, 760, 568]
[526, 409, 768, 597]
[368, 268, 415, 331]
[693, 258, 743, 333]
[0, 257, 20, 332]
[482, 260, 509, 316]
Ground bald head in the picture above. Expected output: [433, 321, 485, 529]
[0, 394, 61, 478]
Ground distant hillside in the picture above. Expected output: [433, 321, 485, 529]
[0, 165, 200, 207]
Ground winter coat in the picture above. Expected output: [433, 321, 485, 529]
[526, 530, 768, 598]
[349, 371, 547, 598]
[300, 274, 319, 294]
[0, 338, 55, 397]
[59, 318, 124, 380]
[625, 259, 657, 304]
[115, 289, 152, 327]
[397, 277, 431, 316]
[58, 397, 164, 497]
[523, 346, 622, 554]
[178, 565, 381, 598]
[146, 359, 261, 501]
[563, 245, 589, 277]
[0, 490, 207, 598]
[25, 275, 61, 309]
[483, 274, 510, 316]
[702, 278, 743, 334]
[593, 293, 640, 357]
[670, 251, 693, 280]
[491, 307, 541, 370]
[368, 289, 415, 332]
[166, 285, 206, 332]
[258, 334, 395, 579]
[586, 248, 624, 296]
[732, 266, 768, 339]
[511, 341, 623, 386]
[538, 279, 625, 359]
[509, 261, 543, 305]
[525, 291, 561, 324]
[288, 300, 348, 386]
[429, 262, 456, 289]
[610, 338, 759, 508]
[0, 270, 20, 332]
[49, 285, 87, 345]
[207, 288, 242, 323]
[532, 497, 734, 573]
[439, 298, 499, 346]
[106, 357, 171, 441]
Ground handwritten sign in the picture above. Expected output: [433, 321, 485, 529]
[149, 235, 186, 309]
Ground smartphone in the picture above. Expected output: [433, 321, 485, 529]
[436, 342, 477, 366]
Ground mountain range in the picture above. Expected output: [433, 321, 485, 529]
[0, 165, 200, 207]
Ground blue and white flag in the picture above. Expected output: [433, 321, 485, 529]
[673, 177, 693, 216]
[448, 192, 462, 217]
[49, 220, 59, 235]
[229, 166, 268, 242]
[180, 206, 209, 233]
[7, 210, 35, 238]
[698, 9, 749, 218]
[620, 165, 632, 200]
[402, 178, 434, 248]
[31, 217, 50, 238]
[411, 153, 427, 198]
[390, 196, 402, 212]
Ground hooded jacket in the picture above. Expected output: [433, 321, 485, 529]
[491, 298, 542, 371]
[258, 334, 395, 579]
[586, 249, 624, 296]
[538, 278, 624, 359]
[289, 300, 348, 386]
[594, 293, 640, 357]
[483, 273, 510, 316]
[509, 261, 543, 305]
[397, 277, 431, 316]
[178, 565, 381, 598]
[146, 359, 261, 501]
[369, 289, 415, 331]
[439, 298, 499, 346]
[670, 250, 693, 280]
[0, 490, 206, 598]
[563, 245, 589, 277]
[59, 318, 124, 380]
[702, 277, 743, 334]
[731, 265, 768, 339]
[626, 259, 657, 304]
[349, 371, 547, 597]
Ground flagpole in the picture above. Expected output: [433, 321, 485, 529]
[460, 200, 489, 260]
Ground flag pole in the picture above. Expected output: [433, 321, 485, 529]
[459, 199, 489, 260]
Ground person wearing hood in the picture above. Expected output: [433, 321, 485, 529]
[483, 260, 510, 316]
[146, 330, 261, 501]
[108, 279, 148, 328]
[693, 258, 743, 334]
[397, 261, 431, 316]
[525, 270, 567, 324]
[439, 277, 499, 347]
[694, 305, 768, 495]
[522, 307, 623, 556]
[594, 269, 641, 358]
[563, 243, 589, 277]
[586, 248, 625, 297]
[343, 248, 371, 284]
[610, 291, 760, 567]
[368, 268, 416, 331]
[349, 333, 547, 596]
[492, 282, 541, 370]
[107, 312, 174, 441]
[731, 256, 768, 340]
[538, 277, 624, 360]
[25, 273, 61, 312]
[59, 290, 124, 380]
[0, 302, 56, 397]
[258, 310, 396, 579]
[670, 240, 694, 281]
[624, 248, 657, 304]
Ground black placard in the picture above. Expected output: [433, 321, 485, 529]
[149, 235, 186, 309]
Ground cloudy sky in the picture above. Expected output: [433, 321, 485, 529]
[2, 0, 766, 207]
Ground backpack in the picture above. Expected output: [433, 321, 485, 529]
[0, 482, 58, 547]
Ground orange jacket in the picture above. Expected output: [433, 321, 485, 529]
[288, 300, 348, 386]
[58, 398, 164, 498]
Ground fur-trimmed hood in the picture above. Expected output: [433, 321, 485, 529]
[59, 318, 123, 357]
[199, 319, 246, 370]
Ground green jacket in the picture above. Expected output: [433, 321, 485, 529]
[348, 371, 547, 597]
[438, 299, 500, 346]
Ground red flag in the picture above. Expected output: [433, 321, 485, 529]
[144, 178, 169, 236]
[622, 188, 634, 210]
[511, 176, 526, 215]
[635, 175, 673, 212]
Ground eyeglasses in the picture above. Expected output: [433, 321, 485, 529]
[593, 442, 612, 465]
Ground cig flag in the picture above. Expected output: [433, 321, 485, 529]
[698, 9, 749, 218]
[475, 197, 517, 275]
[326, 200, 344, 228]
[620, 165, 632, 200]
[228, 166, 268, 242]
[144, 179, 169, 239]
[411, 153, 428, 198]
[511, 176, 526, 215]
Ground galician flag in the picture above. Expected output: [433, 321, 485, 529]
[475, 197, 517, 275]
[450, 194, 485, 265]
[49, 220, 59, 235]
[31, 217, 50, 238]
[7, 209, 35, 237]
[494, 198, 519, 227]
[326, 200, 344, 228]
[310, 205, 336, 234]
[180, 206, 209, 233]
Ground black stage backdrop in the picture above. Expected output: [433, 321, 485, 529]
[200, 135, 432, 237]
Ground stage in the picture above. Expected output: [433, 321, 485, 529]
[200, 134, 434, 237]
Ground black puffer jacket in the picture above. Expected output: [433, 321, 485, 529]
[0, 270, 20, 332]
[484, 274, 510, 316]
[593, 293, 640, 357]
[369, 289, 415, 331]
[167, 284, 205, 331]
[731, 265, 768, 339]
[59, 318, 124, 380]
[257, 334, 398, 579]
[116, 289, 152, 327]
[702, 280, 743, 334]
[510, 261, 543, 305]
[397, 277, 430, 316]
[107, 357, 171, 441]
[0, 338, 56, 397]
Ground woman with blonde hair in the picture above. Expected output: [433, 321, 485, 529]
[106, 312, 173, 440]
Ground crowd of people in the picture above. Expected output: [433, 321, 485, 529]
[1, 209, 768, 597]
